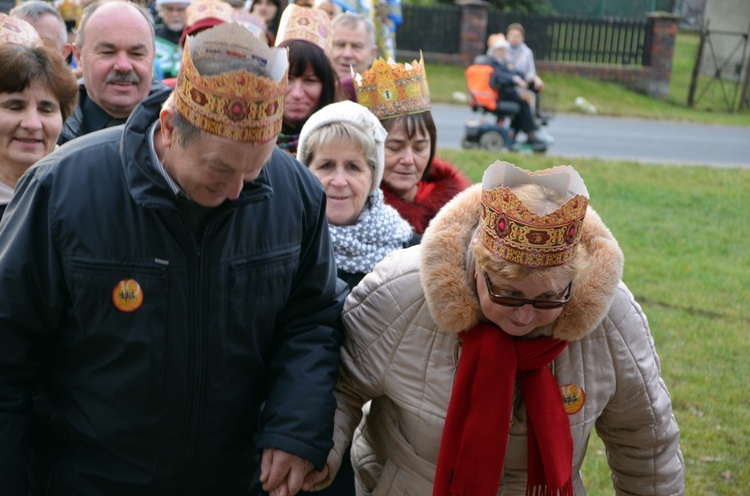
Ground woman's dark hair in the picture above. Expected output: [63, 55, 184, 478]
[278, 39, 340, 131]
[263, 0, 287, 39]
[381, 111, 437, 176]
[0, 43, 78, 122]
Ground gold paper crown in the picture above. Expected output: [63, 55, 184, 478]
[274, 4, 332, 55]
[0, 13, 41, 47]
[479, 162, 589, 268]
[185, 0, 234, 29]
[354, 55, 431, 120]
[174, 23, 289, 143]
[56, 0, 83, 22]
[233, 11, 268, 41]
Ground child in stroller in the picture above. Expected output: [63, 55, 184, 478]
[462, 38, 553, 152]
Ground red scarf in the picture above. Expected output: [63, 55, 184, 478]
[433, 322, 574, 496]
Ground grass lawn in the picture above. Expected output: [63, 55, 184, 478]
[437, 148, 750, 495]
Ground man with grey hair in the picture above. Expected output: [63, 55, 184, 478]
[331, 12, 377, 100]
[57, 0, 168, 144]
[0, 22, 344, 495]
[9, 1, 69, 57]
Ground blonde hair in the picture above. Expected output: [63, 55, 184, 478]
[297, 121, 380, 192]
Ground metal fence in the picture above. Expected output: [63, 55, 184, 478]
[684, 26, 750, 112]
[548, 0, 677, 19]
[398, 6, 651, 66]
[398, 4, 461, 55]
[491, 12, 650, 66]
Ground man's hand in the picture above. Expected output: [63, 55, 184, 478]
[260, 448, 314, 496]
[302, 465, 330, 492]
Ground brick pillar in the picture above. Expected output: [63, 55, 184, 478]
[456, 0, 489, 66]
[645, 11, 681, 99]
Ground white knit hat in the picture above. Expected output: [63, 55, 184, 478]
[488, 37, 510, 55]
[156, 0, 192, 6]
[297, 100, 387, 194]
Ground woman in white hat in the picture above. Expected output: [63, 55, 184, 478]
[298, 100, 418, 290]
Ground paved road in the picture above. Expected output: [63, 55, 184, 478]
[432, 103, 750, 169]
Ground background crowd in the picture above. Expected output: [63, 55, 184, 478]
[0, 1, 684, 495]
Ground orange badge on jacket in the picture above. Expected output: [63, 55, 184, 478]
[112, 279, 144, 312]
[560, 384, 585, 415]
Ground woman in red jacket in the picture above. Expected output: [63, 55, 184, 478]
[355, 56, 470, 234]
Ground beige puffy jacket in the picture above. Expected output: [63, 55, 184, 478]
[324, 184, 684, 495]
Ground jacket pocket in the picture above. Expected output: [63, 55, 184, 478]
[66, 257, 169, 340]
[226, 247, 299, 338]
[61, 257, 171, 429]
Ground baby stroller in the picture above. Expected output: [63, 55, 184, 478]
[461, 56, 550, 153]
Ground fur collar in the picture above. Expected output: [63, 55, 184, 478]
[381, 157, 470, 235]
[420, 184, 624, 342]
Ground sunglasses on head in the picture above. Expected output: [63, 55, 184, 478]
[483, 272, 572, 309]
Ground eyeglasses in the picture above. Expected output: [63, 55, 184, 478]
[483, 272, 572, 309]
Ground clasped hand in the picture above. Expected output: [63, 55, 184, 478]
[260, 448, 329, 496]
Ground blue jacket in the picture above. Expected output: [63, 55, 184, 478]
[0, 89, 346, 495]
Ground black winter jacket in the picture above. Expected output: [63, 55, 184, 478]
[0, 89, 346, 495]
[57, 79, 170, 145]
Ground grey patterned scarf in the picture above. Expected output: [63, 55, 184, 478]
[329, 189, 414, 274]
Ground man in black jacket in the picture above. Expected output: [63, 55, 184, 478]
[0, 22, 345, 496]
[58, 0, 169, 145]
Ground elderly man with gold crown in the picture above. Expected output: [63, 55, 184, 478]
[303, 161, 685, 495]
[0, 23, 346, 496]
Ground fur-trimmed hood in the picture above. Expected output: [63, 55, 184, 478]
[420, 184, 624, 342]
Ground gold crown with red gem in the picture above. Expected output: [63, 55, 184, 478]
[173, 23, 288, 143]
[479, 162, 589, 268]
[354, 55, 430, 120]
[185, 0, 234, 29]
[274, 4, 332, 55]
[0, 13, 41, 47]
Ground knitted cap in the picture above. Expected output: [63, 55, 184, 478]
[297, 100, 387, 193]
[489, 38, 510, 52]
[157, 0, 192, 6]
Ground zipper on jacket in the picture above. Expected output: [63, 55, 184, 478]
[171, 191, 269, 491]
[174, 214, 207, 491]
[175, 211, 231, 492]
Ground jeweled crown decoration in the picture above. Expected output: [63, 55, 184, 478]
[185, 0, 234, 28]
[479, 162, 589, 268]
[354, 55, 430, 120]
[274, 4, 332, 55]
[0, 13, 41, 47]
[56, 0, 83, 22]
[174, 23, 288, 143]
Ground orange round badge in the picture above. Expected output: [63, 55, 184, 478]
[560, 384, 585, 415]
[112, 279, 144, 312]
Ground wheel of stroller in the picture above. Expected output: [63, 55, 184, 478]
[479, 131, 506, 151]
